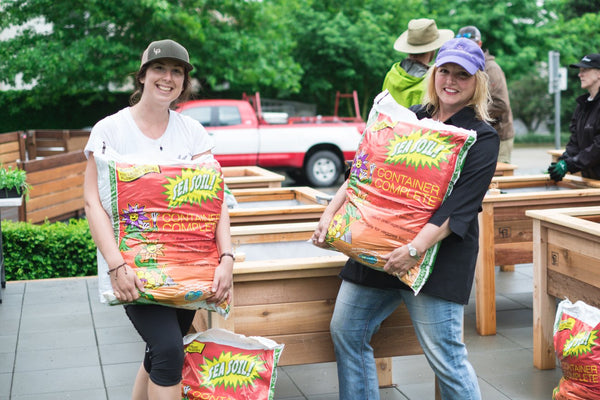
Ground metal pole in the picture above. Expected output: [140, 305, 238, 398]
[550, 51, 561, 150]
[554, 85, 561, 150]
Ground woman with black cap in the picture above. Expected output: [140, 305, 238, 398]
[83, 39, 233, 400]
[548, 53, 600, 181]
[313, 37, 499, 399]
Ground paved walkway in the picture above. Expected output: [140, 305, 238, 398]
[1, 266, 563, 399]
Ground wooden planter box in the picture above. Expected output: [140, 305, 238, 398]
[476, 174, 600, 335]
[25, 129, 90, 159]
[192, 222, 423, 388]
[0, 132, 26, 169]
[494, 162, 517, 177]
[548, 149, 563, 164]
[222, 166, 285, 189]
[17, 151, 86, 223]
[526, 206, 600, 370]
[229, 186, 331, 226]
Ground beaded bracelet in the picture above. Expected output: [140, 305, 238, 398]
[219, 252, 235, 262]
[107, 262, 127, 276]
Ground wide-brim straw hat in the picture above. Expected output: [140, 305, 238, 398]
[394, 18, 454, 54]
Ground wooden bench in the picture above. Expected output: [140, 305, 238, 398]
[17, 151, 86, 223]
[527, 206, 600, 370]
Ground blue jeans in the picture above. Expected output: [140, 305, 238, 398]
[330, 280, 481, 400]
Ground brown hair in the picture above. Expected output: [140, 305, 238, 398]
[129, 61, 193, 109]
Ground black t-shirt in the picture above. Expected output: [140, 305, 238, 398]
[339, 105, 499, 304]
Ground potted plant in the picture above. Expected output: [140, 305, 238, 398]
[0, 165, 30, 199]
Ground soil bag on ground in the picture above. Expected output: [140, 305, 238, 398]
[182, 328, 284, 400]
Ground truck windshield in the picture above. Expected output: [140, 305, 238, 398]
[181, 106, 241, 127]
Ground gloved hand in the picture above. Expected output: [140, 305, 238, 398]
[548, 160, 568, 182]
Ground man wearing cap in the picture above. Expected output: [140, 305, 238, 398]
[547, 53, 600, 181]
[457, 25, 515, 163]
[382, 18, 453, 108]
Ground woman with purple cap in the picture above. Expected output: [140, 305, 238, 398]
[315, 38, 498, 399]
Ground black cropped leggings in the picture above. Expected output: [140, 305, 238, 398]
[124, 304, 195, 386]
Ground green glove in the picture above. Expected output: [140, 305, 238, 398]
[548, 160, 568, 182]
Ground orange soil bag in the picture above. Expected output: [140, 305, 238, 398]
[325, 91, 476, 293]
[95, 149, 229, 317]
[553, 299, 600, 399]
[182, 328, 284, 400]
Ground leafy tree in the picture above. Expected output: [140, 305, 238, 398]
[509, 68, 552, 133]
[422, 0, 562, 82]
[0, 0, 301, 113]
[0, 0, 595, 131]
[558, 0, 598, 19]
[287, 0, 423, 115]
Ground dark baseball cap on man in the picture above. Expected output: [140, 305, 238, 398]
[569, 54, 600, 69]
[140, 39, 194, 72]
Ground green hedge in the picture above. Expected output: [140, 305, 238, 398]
[514, 132, 571, 146]
[2, 218, 97, 281]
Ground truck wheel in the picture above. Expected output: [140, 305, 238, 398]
[304, 150, 342, 187]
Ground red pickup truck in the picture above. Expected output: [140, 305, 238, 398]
[177, 92, 365, 187]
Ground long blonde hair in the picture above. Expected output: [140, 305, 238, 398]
[422, 66, 492, 122]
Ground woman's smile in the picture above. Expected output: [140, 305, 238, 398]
[435, 63, 476, 114]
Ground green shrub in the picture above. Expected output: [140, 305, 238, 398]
[514, 132, 571, 146]
[2, 218, 97, 281]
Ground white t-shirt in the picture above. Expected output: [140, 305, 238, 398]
[86, 107, 215, 303]
[84, 107, 213, 161]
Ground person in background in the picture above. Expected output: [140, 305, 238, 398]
[83, 39, 233, 400]
[382, 18, 453, 108]
[313, 38, 498, 400]
[457, 25, 515, 163]
[547, 53, 600, 181]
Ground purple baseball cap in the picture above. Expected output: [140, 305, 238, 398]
[435, 37, 485, 75]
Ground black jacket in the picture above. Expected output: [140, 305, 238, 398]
[340, 106, 499, 304]
[561, 92, 600, 179]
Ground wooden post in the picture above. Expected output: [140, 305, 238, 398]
[376, 357, 393, 387]
[476, 203, 496, 335]
[531, 219, 558, 369]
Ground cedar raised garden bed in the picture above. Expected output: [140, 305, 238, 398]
[475, 174, 600, 335]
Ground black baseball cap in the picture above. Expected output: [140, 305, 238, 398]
[569, 54, 600, 69]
